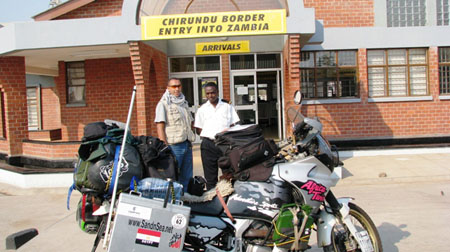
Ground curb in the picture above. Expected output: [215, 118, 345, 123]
[339, 147, 450, 158]
[5, 228, 39, 250]
[337, 174, 450, 186]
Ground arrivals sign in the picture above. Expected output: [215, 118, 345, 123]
[141, 9, 286, 40]
[196, 41, 250, 55]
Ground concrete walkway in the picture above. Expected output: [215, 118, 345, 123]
[1, 146, 450, 251]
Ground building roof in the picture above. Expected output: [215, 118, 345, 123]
[32, 0, 95, 21]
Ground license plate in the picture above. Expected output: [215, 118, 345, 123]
[355, 230, 374, 252]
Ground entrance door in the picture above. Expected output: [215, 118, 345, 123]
[173, 74, 221, 143]
[231, 72, 257, 125]
[231, 71, 281, 139]
[174, 74, 221, 112]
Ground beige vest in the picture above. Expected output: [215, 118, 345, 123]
[160, 98, 194, 145]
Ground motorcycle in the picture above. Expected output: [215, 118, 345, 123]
[181, 90, 383, 252]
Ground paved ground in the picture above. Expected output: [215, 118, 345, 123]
[1, 146, 450, 251]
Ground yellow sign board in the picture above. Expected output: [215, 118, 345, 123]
[196, 41, 250, 55]
[141, 9, 286, 40]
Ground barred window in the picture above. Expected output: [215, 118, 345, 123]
[387, 0, 426, 27]
[367, 49, 428, 97]
[300, 51, 358, 99]
[437, 0, 450, 25]
[439, 47, 450, 94]
[66, 61, 86, 104]
[27, 86, 41, 130]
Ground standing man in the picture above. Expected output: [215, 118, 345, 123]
[155, 78, 195, 192]
[195, 82, 240, 190]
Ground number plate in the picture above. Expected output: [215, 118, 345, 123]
[355, 230, 374, 252]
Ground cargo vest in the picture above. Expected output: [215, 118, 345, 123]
[160, 97, 194, 145]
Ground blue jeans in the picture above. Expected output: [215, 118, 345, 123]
[169, 140, 193, 192]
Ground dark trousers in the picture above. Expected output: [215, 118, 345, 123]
[200, 138, 223, 190]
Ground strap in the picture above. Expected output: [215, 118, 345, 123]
[81, 194, 87, 222]
[216, 188, 236, 224]
[129, 176, 139, 192]
[107, 145, 122, 195]
[66, 184, 75, 210]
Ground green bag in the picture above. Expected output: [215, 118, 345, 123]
[73, 158, 96, 191]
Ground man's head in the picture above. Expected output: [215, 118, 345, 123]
[167, 78, 182, 97]
[204, 82, 219, 105]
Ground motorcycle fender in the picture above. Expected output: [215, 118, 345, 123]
[316, 197, 353, 247]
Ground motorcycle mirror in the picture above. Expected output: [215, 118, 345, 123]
[294, 90, 302, 105]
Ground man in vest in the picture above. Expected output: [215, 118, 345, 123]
[155, 78, 195, 192]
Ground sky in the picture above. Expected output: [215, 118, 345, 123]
[0, 0, 63, 23]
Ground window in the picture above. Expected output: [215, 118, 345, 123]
[439, 47, 450, 94]
[368, 49, 428, 97]
[27, 86, 41, 130]
[387, 0, 426, 27]
[66, 61, 86, 104]
[170, 56, 220, 72]
[230, 53, 281, 70]
[300, 51, 358, 99]
[437, 0, 450, 25]
[0, 91, 5, 138]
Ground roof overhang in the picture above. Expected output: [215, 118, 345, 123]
[0, 0, 141, 75]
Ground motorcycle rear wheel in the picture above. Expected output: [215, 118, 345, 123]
[323, 202, 382, 252]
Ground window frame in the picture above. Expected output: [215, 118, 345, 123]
[0, 90, 5, 138]
[437, 0, 450, 26]
[367, 48, 429, 97]
[26, 85, 42, 130]
[439, 47, 450, 94]
[300, 50, 359, 99]
[66, 61, 86, 105]
[386, 0, 427, 27]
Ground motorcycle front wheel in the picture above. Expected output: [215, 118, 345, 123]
[323, 202, 382, 252]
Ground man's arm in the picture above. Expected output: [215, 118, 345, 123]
[156, 122, 167, 144]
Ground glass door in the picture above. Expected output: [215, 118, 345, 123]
[172, 74, 221, 143]
[196, 74, 220, 106]
[172, 74, 221, 112]
[231, 72, 258, 125]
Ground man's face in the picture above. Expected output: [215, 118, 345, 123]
[167, 79, 182, 97]
[205, 86, 219, 104]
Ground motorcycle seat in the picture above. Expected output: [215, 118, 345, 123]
[185, 196, 226, 216]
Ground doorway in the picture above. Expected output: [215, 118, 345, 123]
[231, 70, 281, 140]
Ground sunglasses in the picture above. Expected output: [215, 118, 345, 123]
[168, 85, 182, 88]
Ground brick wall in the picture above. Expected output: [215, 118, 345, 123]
[55, 57, 138, 141]
[304, 0, 374, 27]
[301, 47, 450, 140]
[283, 35, 301, 135]
[221, 55, 231, 100]
[129, 41, 168, 137]
[162, 0, 283, 14]
[41, 87, 61, 129]
[55, 0, 123, 20]
[22, 141, 79, 159]
[0, 57, 28, 156]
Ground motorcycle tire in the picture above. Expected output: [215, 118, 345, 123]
[323, 202, 383, 252]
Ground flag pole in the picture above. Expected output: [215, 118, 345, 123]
[103, 85, 137, 249]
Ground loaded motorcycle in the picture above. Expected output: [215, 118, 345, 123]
[83, 90, 382, 252]
[181, 90, 383, 252]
